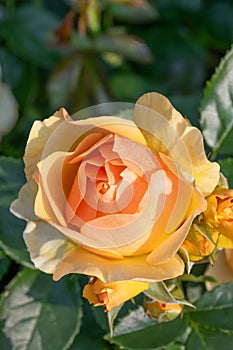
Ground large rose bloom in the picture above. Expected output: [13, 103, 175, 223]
[11, 92, 219, 309]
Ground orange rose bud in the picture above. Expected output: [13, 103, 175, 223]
[83, 278, 148, 312]
[182, 226, 218, 261]
[143, 297, 182, 322]
[204, 186, 233, 248]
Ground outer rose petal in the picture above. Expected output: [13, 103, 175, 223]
[134, 92, 220, 196]
[34, 152, 69, 226]
[40, 116, 147, 164]
[147, 185, 206, 264]
[24, 108, 68, 187]
[53, 246, 184, 283]
[10, 183, 38, 221]
[23, 220, 75, 273]
[83, 279, 148, 311]
[13, 109, 69, 224]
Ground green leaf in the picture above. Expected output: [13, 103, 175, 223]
[0, 156, 32, 267]
[2, 5, 62, 67]
[108, 306, 153, 339]
[109, 2, 158, 24]
[69, 334, 103, 350]
[0, 269, 82, 350]
[144, 282, 176, 304]
[0, 249, 10, 280]
[92, 306, 109, 332]
[0, 4, 6, 22]
[0, 156, 25, 206]
[95, 33, 153, 64]
[218, 158, 233, 188]
[107, 303, 124, 339]
[200, 2, 233, 52]
[73, 298, 107, 349]
[47, 54, 83, 109]
[0, 48, 25, 89]
[185, 282, 233, 349]
[110, 72, 149, 101]
[107, 306, 187, 350]
[164, 345, 185, 350]
[179, 274, 217, 284]
[200, 46, 233, 159]
[144, 282, 193, 308]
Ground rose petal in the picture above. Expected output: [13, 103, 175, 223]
[83, 279, 148, 311]
[134, 92, 220, 195]
[69, 133, 113, 165]
[40, 116, 147, 166]
[10, 183, 38, 221]
[35, 152, 68, 226]
[79, 170, 171, 254]
[50, 222, 124, 259]
[217, 234, 233, 249]
[106, 135, 160, 178]
[53, 246, 184, 283]
[23, 220, 74, 273]
[24, 108, 67, 186]
[147, 186, 206, 264]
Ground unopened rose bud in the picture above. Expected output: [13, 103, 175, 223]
[143, 296, 182, 322]
[83, 277, 148, 312]
[182, 225, 218, 261]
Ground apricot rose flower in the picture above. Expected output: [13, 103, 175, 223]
[10, 92, 220, 310]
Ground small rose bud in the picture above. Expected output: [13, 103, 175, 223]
[143, 296, 182, 322]
[182, 225, 218, 261]
[83, 278, 148, 312]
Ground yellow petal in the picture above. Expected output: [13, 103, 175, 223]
[53, 246, 184, 283]
[34, 151, 69, 226]
[24, 108, 67, 186]
[217, 234, 233, 249]
[134, 92, 220, 196]
[147, 186, 206, 265]
[83, 279, 148, 311]
[23, 220, 74, 273]
[70, 114, 147, 146]
[40, 116, 147, 164]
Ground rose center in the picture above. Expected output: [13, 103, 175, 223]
[98, 182, 110, 195]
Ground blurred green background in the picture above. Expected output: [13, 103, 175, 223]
[1, 2, 233, 349]
[1, 0, 233, 158]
